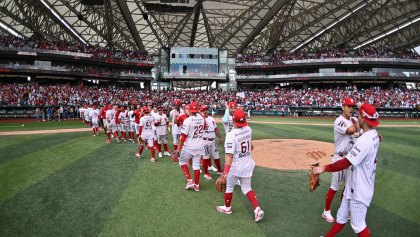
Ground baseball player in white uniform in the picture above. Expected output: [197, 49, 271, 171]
[172, 101, 205, 192]
[154, 106, 171, 158]
[200, 105, 223, 180]
[136, 107, 156, 162]
[221, 101, 237, 135]
[84, 105, 92, 127]
[313, 103, 380, 237]
[216, 109, 264, 222]
[106, 104, 119, 143]
[89, 105, 100, 136]
[322, 97, 360, 223]
[169, 100, 184, 151]
[127, 106, 136, 143]
[118, 106, 128, 142]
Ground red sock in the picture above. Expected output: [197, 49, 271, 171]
[358, 227, 370, 237]
[154, 140, 158, 148]
[194, 170, 200, 185]
[107, 133, 111, 140]
[203, 159, 209, 174]
[92, 129, 95, 135]
[163, 144, 169, 152]
[157, 144, 162, 152]
[325, 188, 337, 211]
[246, 190, 260, 209]
[138, 144, 144, 154]
[174, 144, 178, 151]
[207, 159, 213, 168]
[326, 222, 346, 237]
[96, 127, 99, 133]
[181, 165, 191, 180]
[114, 132, 118, 139]
[151, 146, 155, 158]
[214, 159, 222, 172]
[131, 132, 134, 140]
[123, 132, 127, 139]
[224, 193, 233, 207]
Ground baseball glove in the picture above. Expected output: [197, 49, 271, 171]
[171, 151, 179, 162]
[309, 163, 320, 192]
[215, 175, 227, 193]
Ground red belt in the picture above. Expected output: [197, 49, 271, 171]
[203, 138, 214, 141]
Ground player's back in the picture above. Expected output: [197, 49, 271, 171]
[140, 115, 154, 137]
[226, 126, 255, 177]
[182, 114, 205, 151]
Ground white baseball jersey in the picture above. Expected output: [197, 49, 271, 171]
[128, 110, 135, 123]
[333, 115, 355, 157]
[154, 113, 168, 135]
[106, 109, 116, 124]
[84, 108, 92, 121]
[170, 108, 185, 134]
[344, 129, 380, 206]
[118, 111, 128, 124]
[180, 113, 205, 151]
[140, 115, 154, 138]
[89, 109, 100, 123]
[79, 108, 85, 118]
[225, 126, 255, 178]
[203, 116, 217, 139]
[223, 115, 234, 134]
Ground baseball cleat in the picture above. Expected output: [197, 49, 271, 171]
[158, 152, 163, 158]
[254, 207, 264, 222]
[185, 180, 194, 190]
[216, 171, 224, 175]
[93, 134, 96, 137]
[164, 151, 171, 156]
[106, 139, 111, 143]
[216, 205, 232, 214]
[322, 209, 335, 223]
[135, 153, 142, 159]
[194, 184, 200, 192]
[209, 165, 217, 172]
[151, 158, 156, 162]
[204, 174, 213, 180]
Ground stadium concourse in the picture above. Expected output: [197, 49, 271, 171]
[1, 82, 419, 110]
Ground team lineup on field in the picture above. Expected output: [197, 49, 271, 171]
[76, 96, 384, 236]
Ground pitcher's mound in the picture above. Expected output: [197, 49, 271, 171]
[253, 139, 334, 170]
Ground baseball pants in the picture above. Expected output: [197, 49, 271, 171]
[118, 124, 127, 132]
[225, 173, 252, 195]
[157, 134, 168, 144]
[91, 120, 99, 128]
[179, 149, 203, 170]
[140, 136, 154, 147]
[107, 123, 118, 133]
[203, 140, 220, 159]
[336, 199, 368, 233]
[330, 155, 347, 191]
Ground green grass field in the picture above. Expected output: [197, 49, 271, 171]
[0, 118, 419, 236]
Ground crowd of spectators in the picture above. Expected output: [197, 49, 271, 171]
[1, 82, 419, 110]
[237, 47, 420, 64]
[0, 36, 151, 62]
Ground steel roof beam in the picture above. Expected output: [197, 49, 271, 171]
[117, 0, 145, 50]
[236, 0, 288, 55]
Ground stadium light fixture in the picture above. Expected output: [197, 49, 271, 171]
[39, 0, 87, 45]
[291, 0, 372, 53]
[27, 76, 31, 81]
[0, 22, 24, 38]
[354, 16, 420, 50]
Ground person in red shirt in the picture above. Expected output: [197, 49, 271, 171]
[100, 104, 110, 135]
[132, 105, 142, 139]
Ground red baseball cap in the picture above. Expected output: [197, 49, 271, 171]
[189, 102, 199, 113]
[229, 102, 238, 109]
[233, 109, 248, 128]
[358, 104, 379, 127]
[200, 105, 209, 112]
[174, 100, 182, 106]
[342, 97, 356, 106]
[120, 106, 125, 111]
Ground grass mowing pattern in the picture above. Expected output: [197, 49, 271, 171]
[0, 121, 419, 236]
[0, 120, 86, 132]
[0, 134, 140, 237]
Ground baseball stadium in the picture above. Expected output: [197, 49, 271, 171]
[0, 0, 419, 236]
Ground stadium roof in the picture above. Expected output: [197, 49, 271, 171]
[0, 0, 419, 56]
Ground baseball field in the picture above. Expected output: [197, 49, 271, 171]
[0, 117, 419, 236]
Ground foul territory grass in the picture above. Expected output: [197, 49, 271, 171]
[0, 122, 419, 236]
